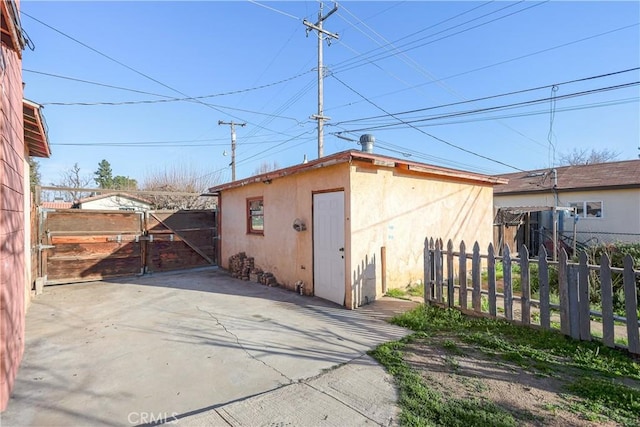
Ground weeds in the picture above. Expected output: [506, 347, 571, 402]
[372, 304, 640, 426]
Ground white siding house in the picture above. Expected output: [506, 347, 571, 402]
[494, 160, 640, 248]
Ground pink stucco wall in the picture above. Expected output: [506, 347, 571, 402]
[0, 38, 26, 410]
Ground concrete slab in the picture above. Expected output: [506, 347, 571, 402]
[1, 268, 410, 426]
[181, 355, 399, 427]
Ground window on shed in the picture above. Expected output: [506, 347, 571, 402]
[247, 197, 264, 234]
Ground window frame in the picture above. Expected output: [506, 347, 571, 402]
[568, 201, 603, 219]
[246, 197, 264, 235]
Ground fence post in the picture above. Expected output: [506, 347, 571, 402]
[520, 245, 531, 325]
[503, 244, 513, 321]
[424, 237, 432, 303]
[435, 239, 443, 304]
[578, 251, 591, 341]
[447, 240, 455, 307]
[538, 246, 550, 329]
[623, 255, 639, 355]
[488, 243, 496, 316]
[600, 254, 615, 348]
[459, 241, 467, 309]
[567, 254, 580, 340]
[558, 249, 571, 336]
[472, 242, 481, 312]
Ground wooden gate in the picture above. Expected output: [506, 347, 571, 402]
[40, 209, 217, 285]
[146, 210, 216, 272]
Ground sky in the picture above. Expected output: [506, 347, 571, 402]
[20, 1, 640, 189]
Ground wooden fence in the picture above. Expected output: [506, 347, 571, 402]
[424, 237, 640, 355]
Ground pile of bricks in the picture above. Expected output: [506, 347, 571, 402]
[259, 272, 278, 287]
[228, 252, 278, 286]
[229, 252, 253, 279]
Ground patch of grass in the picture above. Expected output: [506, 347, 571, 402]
[458, 376, 489, 393]
[444, 355, 460, 372]
[369, 340, 519, 427]
[386, 288, 410, 299]
[564, 377, 640, 427]
[407, 284, 425, 297]
[379, 304, 640, 425]
[442, 339, 463, 356]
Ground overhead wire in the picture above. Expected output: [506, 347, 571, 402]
[333, 67, 640, 126]
[21, 10, 293, 136]
[333, 1, 551, 150]
[325, 23, 640, 114]
[331, 1, 549, 74]
[335, 81, 640, 133]
[247, 1, 300, 21]
[331, 73, 526, 171]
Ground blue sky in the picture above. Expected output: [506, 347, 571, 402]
[21, 1, 640, 188]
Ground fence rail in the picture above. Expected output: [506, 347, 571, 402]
[424, 237, 640, 355]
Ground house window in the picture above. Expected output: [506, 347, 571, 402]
[247, 197, 264, 234]
[569, 201, 603, 219]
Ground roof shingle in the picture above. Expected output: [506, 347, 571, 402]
[494, 159, 640, 195]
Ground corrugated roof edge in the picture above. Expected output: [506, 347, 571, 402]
[209, 150, 508, 193]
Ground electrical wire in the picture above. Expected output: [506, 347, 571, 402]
[334, 81, 640, 133]
[331, 74, 526, 171]
[23, 69, 170, 98]
[332, 1, 549, 74]
[38, 70, 314, 106]
[333, 67, 640, 126]
[21, 11, 282, 132]
[247, 1, 300, 21]
[326, 23, 640, 114]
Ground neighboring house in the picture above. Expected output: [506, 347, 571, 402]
[75, 192, 152, 211]
[210, 149, 505, 309]
[40, 200, 73, 209]
[1, 0, 51, 411]
[41, 193, 152, 211]
[494, 160, 640, 252]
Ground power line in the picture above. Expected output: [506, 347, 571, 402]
[333, 67, 640, 126]
[328, 23, 639, 114]
[248, 1, 300, 21]
[332, 1, 549, 74]
[335, 81, 640, 134]
[23, 69, 170, 98]
[331, 74, 526, 171]
[22, 11, 268, 128]
[36, 70, 314, 106]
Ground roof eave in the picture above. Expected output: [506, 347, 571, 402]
[210, 150, 507, 192]
[23, 99, 51, 158]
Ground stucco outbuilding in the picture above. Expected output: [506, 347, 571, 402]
[210, 150, 506, 309]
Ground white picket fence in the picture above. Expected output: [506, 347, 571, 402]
[424, 237, 640, 355]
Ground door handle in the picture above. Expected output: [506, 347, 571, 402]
[338, 247, 344, 252]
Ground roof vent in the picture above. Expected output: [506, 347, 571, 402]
[359, 134, 375, 153]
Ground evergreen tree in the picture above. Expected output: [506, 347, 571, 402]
[94, 159, 114, 188]
[28, 157, 41, 191]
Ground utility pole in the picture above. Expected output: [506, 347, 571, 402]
[218, 120, 246, 182]
[304, 2, 338, 159]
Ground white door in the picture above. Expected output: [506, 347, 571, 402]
[313, 191, 346, 305]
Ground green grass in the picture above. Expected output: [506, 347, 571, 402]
[370, 304, 640, 427]
[370, 340, 519, 427]
[386, 288, 410, 299]
[386, 284, 425, 300]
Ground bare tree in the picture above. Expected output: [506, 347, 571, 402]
[142, 163, 223, 210]
[57, 163, 93, 201]
[558, 148, 620, 166]
[253, 160, 280, 175]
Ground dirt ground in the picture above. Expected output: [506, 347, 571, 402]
[402, 333, 632, 427]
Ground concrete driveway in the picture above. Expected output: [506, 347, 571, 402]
[2, 268, 412, 426]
